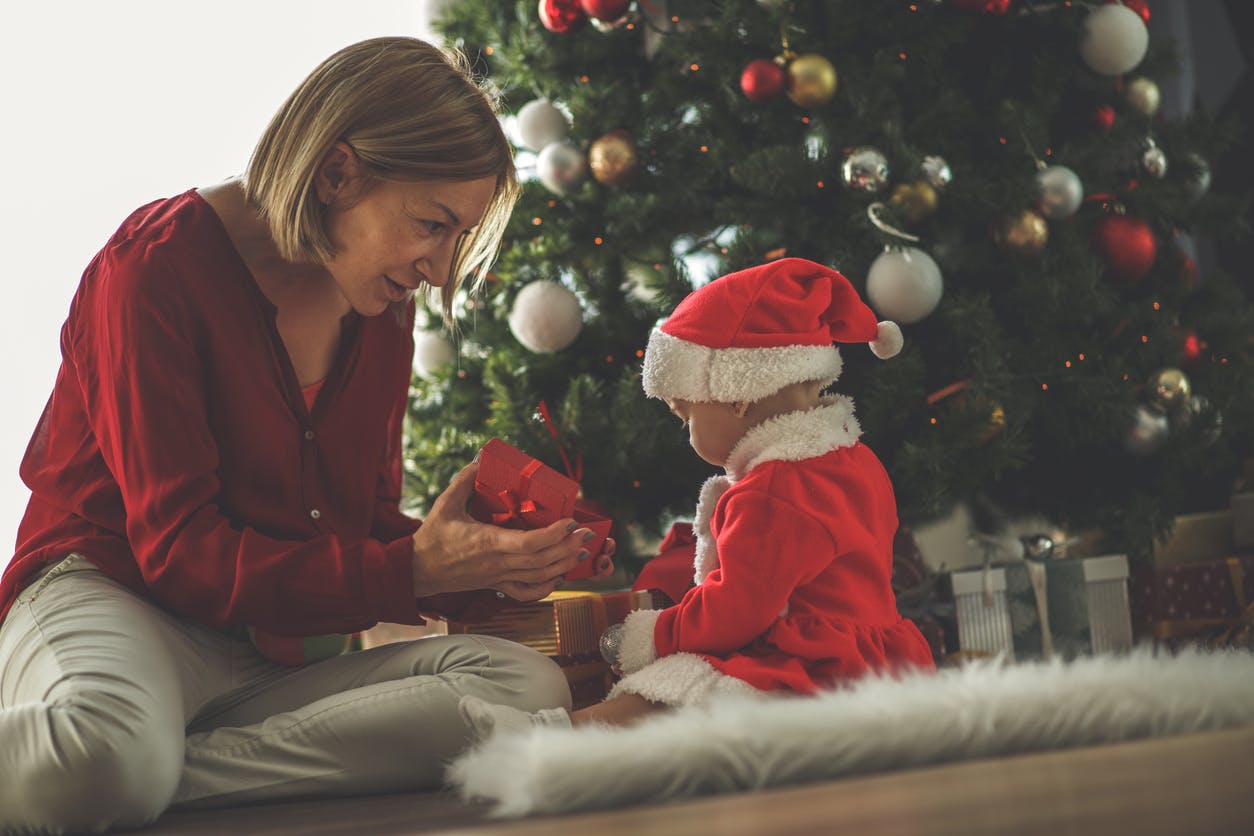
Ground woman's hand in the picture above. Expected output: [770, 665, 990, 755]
[411, 462, 616, 602]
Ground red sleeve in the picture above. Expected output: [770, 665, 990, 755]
[652, 490, 843, 657]
[71, 240, 419, 633]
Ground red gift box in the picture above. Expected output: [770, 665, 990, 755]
[1129, 555, 1254, 649]
[469, 438, 612, 580]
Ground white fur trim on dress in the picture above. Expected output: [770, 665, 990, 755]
[642, 329, 843, 403]
[724, 396, 862, 481]
[608, 652, 759, 707]
[692, 475, 730, 585]
[617, 608, 663, 674]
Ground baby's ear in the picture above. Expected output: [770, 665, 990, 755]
[731, 401, 750, 418]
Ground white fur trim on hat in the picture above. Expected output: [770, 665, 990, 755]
[870, 321, 904, 359]
[617, 608, 663, 674]
[642, 329, 842, 403]
[607, 652, 758, 707]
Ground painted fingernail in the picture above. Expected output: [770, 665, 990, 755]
[599, 557, 612, 571]
[581, 529, 595, 543]
[577, 550, 590, 562]
[566, 521, 579, 533]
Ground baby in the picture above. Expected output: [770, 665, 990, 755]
[461, 257, 936, 735]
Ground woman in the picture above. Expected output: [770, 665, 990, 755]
[0, 36, 613, 833]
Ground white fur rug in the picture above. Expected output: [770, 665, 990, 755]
[447, 648, 1254, 817]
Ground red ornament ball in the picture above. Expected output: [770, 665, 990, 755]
[1107, 0, 1150, 24]
[579, 0, 630, 21]
[740, 59, 786, 103]
[1091, 214, 1157, 283]
[1092, 104, 1116, 132]
[1181, 333, 1205, 366]
[540, 0, 587, 33]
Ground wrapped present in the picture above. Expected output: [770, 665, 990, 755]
[469, 437, 613, 581]
[944, 566, 1014, 660]
[1005, 555, 1133, 661]
[1150, 510, 1234, 568]
[446, 588, 664, 708]
[1129, 555, 1254, 650]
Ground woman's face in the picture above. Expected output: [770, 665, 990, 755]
[666, 398, 749, 468]
[318, 146, 496, 317]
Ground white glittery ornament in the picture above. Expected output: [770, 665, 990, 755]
[866, 247, 943, 324]
[515, 99, 569, 152]
[535, 141, 588, 195]
[412, 330, 457, 379]
[1079, 5, 1148, 76]
[509, 281, 584, 353]
[1036, 165, 1084, 220]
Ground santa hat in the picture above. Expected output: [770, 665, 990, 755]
[642, 257, 902, 403]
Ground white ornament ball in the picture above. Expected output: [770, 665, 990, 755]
[509, 281, 584, 353]
[515, 99, 569, 153]
[866, 247, 943, 325]
[536, 141, 588, 195]
[412, 330, 457, 379]
[1123, 403, 1169, 455]
[1079, 5, 1149, 76]
[1036, 165, 1084, 220]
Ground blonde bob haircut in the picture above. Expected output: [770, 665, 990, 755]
[244, 36, 519, 320]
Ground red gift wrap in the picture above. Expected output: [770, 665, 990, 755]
[1129, 555, 1254, 649]
[469, 438, 612, 580]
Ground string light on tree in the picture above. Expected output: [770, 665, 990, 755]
[1079, 3, 1149, 76]
[508, 280, 584, 353]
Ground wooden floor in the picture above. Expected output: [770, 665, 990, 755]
[146, 724, 1254, 836]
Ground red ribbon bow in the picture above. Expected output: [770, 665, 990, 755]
[489, 459, 543, 526]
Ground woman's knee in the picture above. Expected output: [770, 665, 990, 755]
[470, 635, 572, 712]
[7, 700, 182, 832]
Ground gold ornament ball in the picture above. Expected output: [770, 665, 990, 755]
[994, 209, 1049, 255]
[786, 54, 838, 108]
[980, 402, 1007, 445]
[1125, 77, 1161, 116]
[588, 130, 640, 187]
[890, 181, 938, 224]
[1150, 367, 1191, 412]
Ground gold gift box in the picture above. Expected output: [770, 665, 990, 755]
[1151, 511, 1234, 568]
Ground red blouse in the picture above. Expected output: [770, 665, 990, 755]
[2, 190, 477, 631]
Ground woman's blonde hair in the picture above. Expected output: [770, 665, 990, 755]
[244, 36, 519, 320]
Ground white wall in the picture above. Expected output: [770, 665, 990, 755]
[0, 1, 444, 555]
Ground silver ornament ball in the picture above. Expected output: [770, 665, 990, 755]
[920, 155, 953, 191]
[508, 280, 584, 353]
[1123, 404, 1169, 455]
[515, 99, 569, 153]
[599, 623, 625, 665]
[866, 247, 944, 324]
[1035, 165, 1084, 220]
[841, 146, 890, 194]
[1141, 145, 1168, 179]
[535, 141, 588, 196]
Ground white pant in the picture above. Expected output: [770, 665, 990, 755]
[0, 554, 569, 835]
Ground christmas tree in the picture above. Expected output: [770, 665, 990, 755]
[404, 0, 1253, 569]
